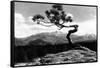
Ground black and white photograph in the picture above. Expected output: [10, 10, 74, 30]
[11, 1, 97, 67]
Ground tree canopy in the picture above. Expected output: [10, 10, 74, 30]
[32, 4, 73, 28]
[32, 14, 45, 21]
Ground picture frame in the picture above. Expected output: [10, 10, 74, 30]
[11, 1, 98, 67]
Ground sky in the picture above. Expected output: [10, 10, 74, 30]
[14, 2, 97, 38]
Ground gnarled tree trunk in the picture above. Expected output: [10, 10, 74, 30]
[66, 25, 78, 45]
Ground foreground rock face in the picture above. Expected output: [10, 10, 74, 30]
[40, 50, 96, 64]
[15, 46, 97, 67]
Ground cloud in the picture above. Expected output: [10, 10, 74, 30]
[15, 13, 25, 25]
[15, 13, 58, 38]
[58, 19, 96, 36]
[25, 16, 37, 25]
[76, 19, 96, 35]
[15, 13, 96, 38]
[15, 13, 33, 38]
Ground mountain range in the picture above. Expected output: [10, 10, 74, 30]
[15, 32, 96, 46]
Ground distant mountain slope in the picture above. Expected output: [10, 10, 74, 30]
[15, 32, 96, 46]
